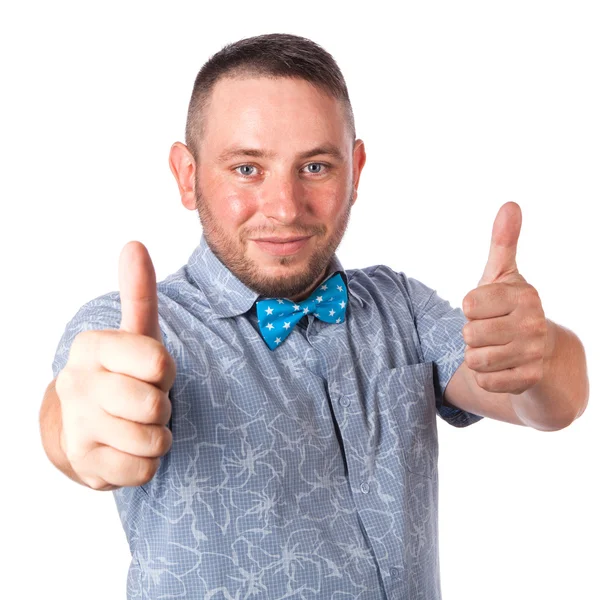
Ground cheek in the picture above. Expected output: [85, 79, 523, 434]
[200, 168, 256, 225]
[311, 186, 348, 219]
[208, 186, 256, 226]
[222, 193, 251, 221]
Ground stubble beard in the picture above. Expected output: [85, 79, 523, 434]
[194, 186, 353, 299]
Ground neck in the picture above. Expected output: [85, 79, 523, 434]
[288, 266, 329, 302]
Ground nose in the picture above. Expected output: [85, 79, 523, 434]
[258, 173, 304, 225]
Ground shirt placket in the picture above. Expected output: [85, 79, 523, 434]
[308, 312, 409, 597]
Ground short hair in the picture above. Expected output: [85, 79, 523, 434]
[184, 33, 356, 161]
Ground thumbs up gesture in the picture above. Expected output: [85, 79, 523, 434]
[56, 242, 177, 491]
[461, 202, 549, 395]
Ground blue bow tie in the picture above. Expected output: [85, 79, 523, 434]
[256, 272, 348, 350]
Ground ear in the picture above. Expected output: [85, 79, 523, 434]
[351, 139, 366, 206]
[168, 142, 197, 211]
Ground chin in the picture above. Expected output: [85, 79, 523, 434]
[247, 246, 309, 268]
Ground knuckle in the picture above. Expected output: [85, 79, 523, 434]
[464, 350, 476, 369]
[67, 437, 93, 465]
[148, 425, 172, 456]
[473, 371, 489, 390]
[526, 284, 540, 300]
[164, 395, 173, 423]
[462, 296, 473, 315]
[529, 366, 543, 384]
[521, 371, 539, 389]
[151, 348, 170, 380]
[537, 316, 548, 333]
[160, 427, 173, 455]
[145, 424, 161, 455]
[530, 345, 544, 362]
[143, 386, 164, 422]
[480, 351, 492, 368]
[86, 476, 109, 491]
[462, 323, 472, 344]
[167, 354, 177, 387]
[136, 457, 160, 485]
[523, 285, 540, 307]
[519, 314, 537, 334]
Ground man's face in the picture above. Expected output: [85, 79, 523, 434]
[188, 75, 365, 300]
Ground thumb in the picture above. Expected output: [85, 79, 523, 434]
[479, 201, 522, 286]
[118, 241, 163, 344]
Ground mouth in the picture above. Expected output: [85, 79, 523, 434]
[250, 236, 312, 257]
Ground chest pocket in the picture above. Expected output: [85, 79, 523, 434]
[374, 361, 438, 480]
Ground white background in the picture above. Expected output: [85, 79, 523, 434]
[1, 1, 598, 598]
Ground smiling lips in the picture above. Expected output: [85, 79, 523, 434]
[251, 236, 311, 256]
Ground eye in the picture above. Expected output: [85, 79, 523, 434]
[235, 164, 258, 178]
[302, 162, 328, 174]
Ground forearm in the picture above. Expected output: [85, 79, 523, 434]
[39, 378, 88, 487]
[510, 319, 589, 431]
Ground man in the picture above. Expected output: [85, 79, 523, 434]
[39, 33, 588, 599]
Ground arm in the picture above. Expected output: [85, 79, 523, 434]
[444, 319, 589, 431]
[444, 203, 589, 431]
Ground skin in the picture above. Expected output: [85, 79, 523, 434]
[41, 75, 587, 495]
[169, 75, 367, 301]
[39, 74, 368, 492]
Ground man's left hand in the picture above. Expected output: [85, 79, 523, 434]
[461, 201, 549, 395]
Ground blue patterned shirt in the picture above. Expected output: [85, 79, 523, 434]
[52, 235, 483, 599]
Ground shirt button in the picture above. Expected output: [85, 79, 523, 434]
[339, 396, 350, 407]
[390, 567, 400, 579]
[360, 482, 370, 494]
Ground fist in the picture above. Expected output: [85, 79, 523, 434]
[462, 202, 548, 395]
[56, 242, 177, 490]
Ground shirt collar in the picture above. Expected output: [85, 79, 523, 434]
[185, 234, 355, 319]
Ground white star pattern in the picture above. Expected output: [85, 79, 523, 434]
[91, 240, 482, 595]
[255, 274, 347, 350]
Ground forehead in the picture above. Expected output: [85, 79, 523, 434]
[200, 75, 350, 156]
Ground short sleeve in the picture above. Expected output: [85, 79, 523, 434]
[406, 276, 484, 428]
[51, 291, 122, 379]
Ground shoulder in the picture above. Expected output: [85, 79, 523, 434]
[53, 277, 189, 358]
[63, 290, 122, 329]
[59, 280, 181, 330]
[345, 264, 437, 316]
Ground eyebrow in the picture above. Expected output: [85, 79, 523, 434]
[216, 144, 345, 164]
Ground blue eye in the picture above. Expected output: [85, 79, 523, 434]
[303, 163, 328, 174]
[234, 162, 329, 178]
[235, 165, 257, 177]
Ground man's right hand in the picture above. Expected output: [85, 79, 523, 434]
[55, 241, 177, 491]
